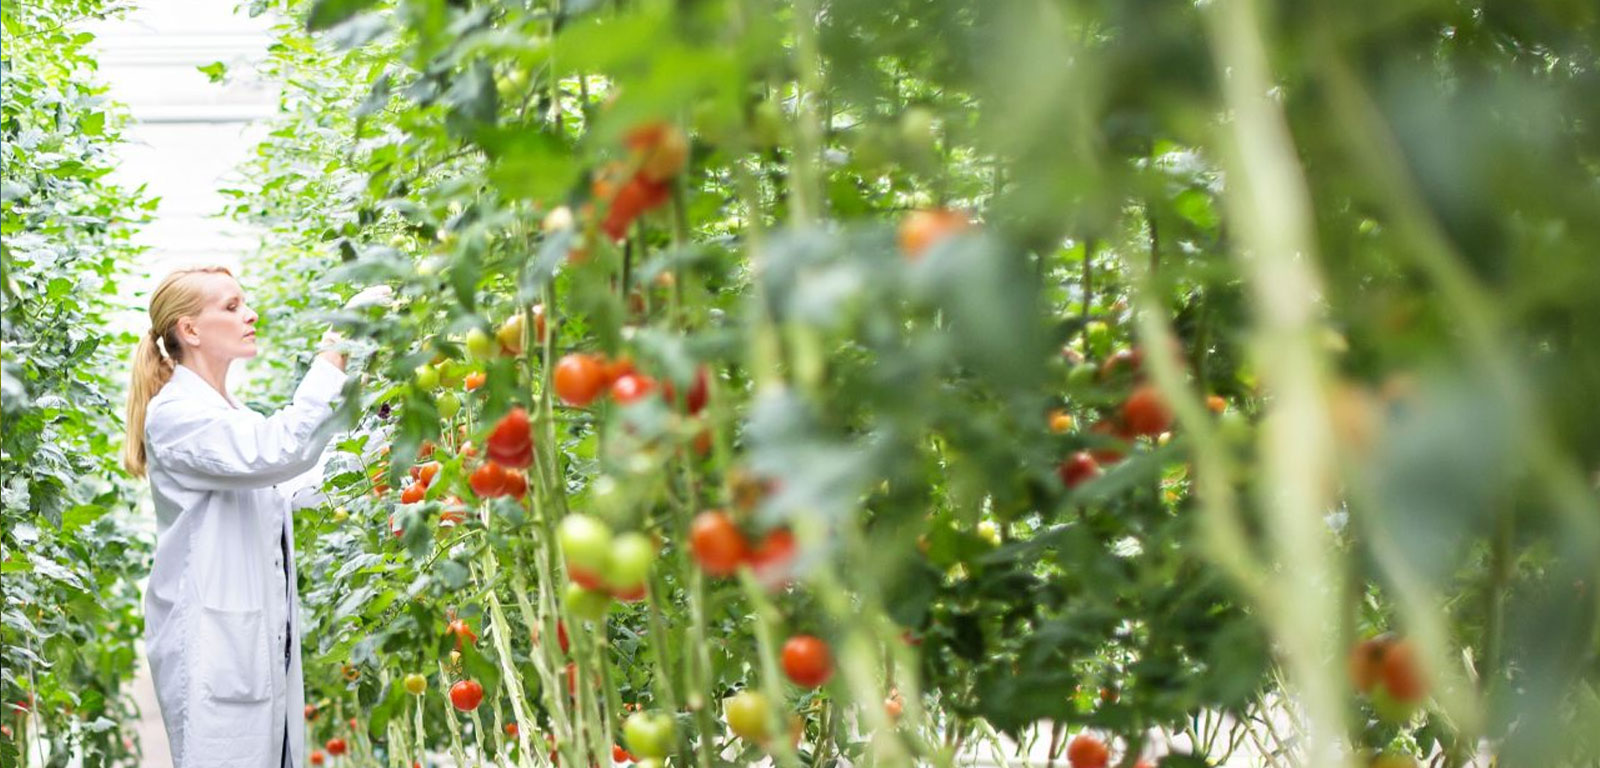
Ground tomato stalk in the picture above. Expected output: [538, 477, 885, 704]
[736, 570, 804, 768]
[477, 556, 538, 767]
[436, 659, 471, 766]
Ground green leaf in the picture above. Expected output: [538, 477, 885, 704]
[196, 61, 227, 83]
[306, 0, 380, 32]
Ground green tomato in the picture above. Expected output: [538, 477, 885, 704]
[1370, 686, 1418, 724]
[1083, 321, 1112, 357]
[623, 711, 676, 759]
[562, 582, 611, 622]
[414, 364, 440, 391]
[634, 760, 664, 768]
[438, 361, 466, 388]
[898, 106, 938, 157]
[436, 391, 462, 421]
[403, 673, 427, 696]
[558, 514, 614, 574]
[465, 328, 497, 362]
[331, 507, 349, 524]
[976, 520, 1000, 546]
[608, 532, 655, 592]
[724, 691, 772, 742]
[750, 101, 784, 149]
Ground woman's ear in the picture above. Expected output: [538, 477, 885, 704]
[177, 316, 200, 348]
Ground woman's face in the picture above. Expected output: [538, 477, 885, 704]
[179, 273, 258, 362]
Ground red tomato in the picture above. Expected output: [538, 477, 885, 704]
[450, 679, 484, 711]
[1098, 347, 1144, 380]
[1121, 385, 1173, 437]
[505, 722, 519, 737]
[388, 515, 403, 539]
[448, 619, 478, 649]
[689, 511, 749, 577]
[684, 366, 709, 414]
[309, 750, 325, 766]
[748, 528, 797, 587]
[626, 122, 689, 182]
[305, 704, 318, 720]
[400, 482, 426, 505]
[502, 468, 528, 500]
[531, 304, 548, 344]
[470, 462, 509, 498]
[464, 370, 487, 391]
[326, 738, 347, 756]
[1058, 451, 1103, 489]
[602, 176, 671, 241]
[1088, 420, 1130, 464]
[613, 743, 634, 763]
[781, 634, 834, 688]
[554, 353, 608, 407]
[487, 408, 534, 468]
[602, 356, 636, 387]
[1067, 734, 1110, 768]
[611, 582, 647, 603]
[567, 564, 607, 591]
[1205, 394, 1227, 414]
[610, 373, 657, 405]
[416, 461, 442, 487]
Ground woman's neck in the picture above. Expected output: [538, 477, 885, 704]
[180, 354, 234, 405]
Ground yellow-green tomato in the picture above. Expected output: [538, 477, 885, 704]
[331, 507, 349, 524]
[403, 673, 427, 696]
[976, 520, 1000, 546]
[623, 712, 676, 759]
[607, 532, 654, 592]
[465, 328, 497, 361]
[436, 391, 462, 421]
[724, 691, 772, 742]
[558, 514, 614, 574]
[414, 364, 440, 391]
[562, 583, 611, 622]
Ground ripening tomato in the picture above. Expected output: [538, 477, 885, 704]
[690, 511, 749, 577]
[309, 750, 326, 766]
[1058, 452, 1102, 489]
[1067, 733, 1110, 768]
[883, 690, 904, 720]
[724, 691, 772, 742]
[497, 313, 525, 356]
[450, 679, 484, 711]
[554, 353, 607, 407]
[326, 738, 347, 756]
[465, 328, 497, 361]
[610, 373, 656, 405]
[898, 208, 972, 260]
[470, 461, 509, 498]
[1099, 347, 1144, 381]
[400, 482, 426, 505]
[1348, 636, 1390, 693]
[781, 635, 834, 688]
[464, 370, 487, 391]
[1380, 639, 1426, 702]
[1206, 394, 1228, 414]
[1049, 409, 1074, 434]
[1121, 385, 1173, 437]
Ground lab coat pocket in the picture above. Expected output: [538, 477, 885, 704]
[197, 606, 270, 703]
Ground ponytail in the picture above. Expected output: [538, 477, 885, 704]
[122, 330, 176, 476]
[123, 265, 234, 477]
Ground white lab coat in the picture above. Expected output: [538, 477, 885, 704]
[142, 359, 347, 768]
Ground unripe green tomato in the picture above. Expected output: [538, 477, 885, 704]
[414, 364, 440, 391]
[1083, 321, 1112, 357]
[436, 391, 462, 421]
[403, 673, 427, 696]
[724, 691, 772, 742]
[563, 582, 611, 622]
[634, 760, 664, 768]
[331, 507, 349, 524]
[1369, 686, 1418, 724]
[976, 520, 1000, 546]
[750, 101, 784, 149]
[558, 514, 614, 574]
[607, 532, 655, 592]
[465, 328, 497, 362]
[898, 106, 938, 157]
[1066, 362, 1098, 392]
[623, 712, 676, 759]
[438, 361, 466, 388]
[852, 127, 890, 175]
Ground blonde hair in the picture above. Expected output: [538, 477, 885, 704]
[122, 266, 235, 477]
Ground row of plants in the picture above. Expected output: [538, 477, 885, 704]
[216, 0, 1600, 766]
[1, 0, 156, 765]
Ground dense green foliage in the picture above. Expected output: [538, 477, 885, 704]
[0, 0, 154, 765]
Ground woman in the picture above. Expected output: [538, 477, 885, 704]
[122, 266, 386, 768]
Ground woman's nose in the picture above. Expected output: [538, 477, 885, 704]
[244, 308, 258, 325]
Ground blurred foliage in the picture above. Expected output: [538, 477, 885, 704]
[0, 0, 155, 765]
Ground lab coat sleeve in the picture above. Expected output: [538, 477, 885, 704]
[148, 358, 349, 492]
